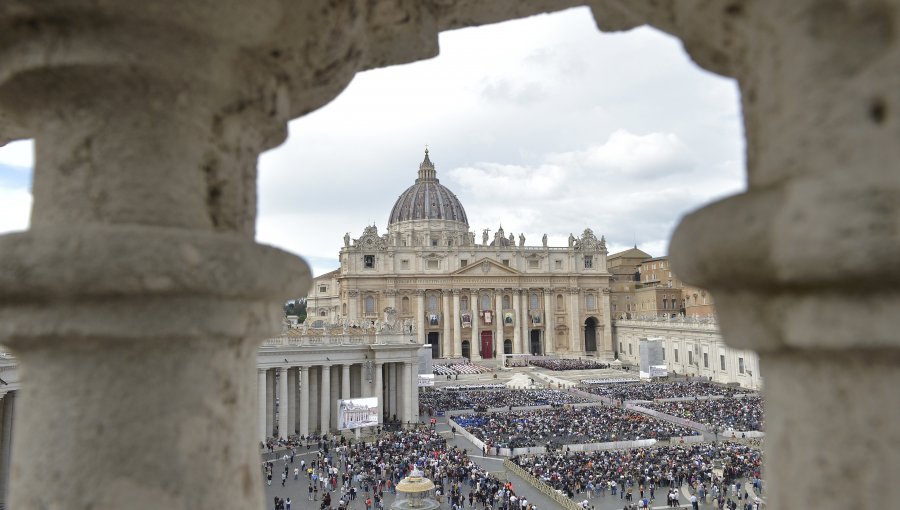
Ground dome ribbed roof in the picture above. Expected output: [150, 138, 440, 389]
[388, 150, 469, 227]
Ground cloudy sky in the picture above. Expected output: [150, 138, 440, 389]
[0, 7, 745, 277]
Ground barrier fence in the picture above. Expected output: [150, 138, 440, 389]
[503, 459, 582, 510]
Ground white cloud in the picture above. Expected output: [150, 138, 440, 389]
[0, 188, 31, 234]
[0, 140, 34, 169]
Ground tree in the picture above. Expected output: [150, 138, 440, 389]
[283, 298, 307, 322]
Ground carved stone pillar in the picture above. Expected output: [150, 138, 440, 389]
[569, 288, 581, 353]
[416, 290, 426, 345]
[374, 362, 384, 425]
[470, 290, 480, 360]
[512, 289, 522, 354]
[543, 289, 555, 355]
[348, 290, 359, 322]
[442, 289, 452, 358]
[494, 292, 504, 358]
[452, 290, 461, 358]
[298, 367, 310, 438]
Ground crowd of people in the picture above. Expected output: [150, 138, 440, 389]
[644, 397, 765, 432]
[263, 426, 533, 510]
[419, 388, 590, 414]
[512, 442, 763, 508]
[454, 406, 700, 449]
[528, 359, 611, 371]
[433, 362, 493, 376]
[583, 381, 744, 402]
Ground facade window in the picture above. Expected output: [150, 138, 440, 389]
[720, 354, 726, 371]
[556, 294, 564, 311]
[447, 238, 452, 247]
[319, 310, 326, 316]
[365, 296, 375, 314]
[481, 295, 491, 310]
[619, 341, 623, 353]
[555, 260, 562, 269]
[652, 263, 657, 269]
[688, 351, 694, 365]
[674, 348, 679, 362]
[703, 352, 709, 368]
[431, 239, 437, 247]
[584, 255, 593, 269]
[426, 259, 438, 270]
[612, 303, 617, 311]
[528, 259, 539, 269]
[460, 259, 468, 267]
[401, 296, 410, 314]
[529, 293, 539, 310]
[662, 348, 665, 361]
[461, 296, 469, 310]
[428, 295, 438, 312]
[739, 357, 745, 374]
[662, 300, 668, 310]
[319, 285, 327, 293]
[342, 303, 347, 315]
[364, 255, 375, 268]
[502, 295, 510, 309]
[400, 259, 409, 270]
[585, 294, 596, 310]
[502, 259, 510, 266]
[628, 343, 632, 355]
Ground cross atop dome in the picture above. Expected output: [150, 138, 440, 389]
[417, 146, 437, 183]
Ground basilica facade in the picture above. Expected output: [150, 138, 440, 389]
[307, 150, 615, 360]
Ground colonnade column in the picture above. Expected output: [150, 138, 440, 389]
[600, 290, 614, 357]
[299, 367, 310, 437]
[278, 367, 289, 439]
[470, 290, 480, 360]
[374, 363, 384, 425]
[308, 367, 320, 434]
[320, 365, 331, 433]
[416, 291, 426, 345]
[512, 289, 522, 354]
[341, 364, 351, 401]
[0, 392, 12, 510]
[287, 368, 297, 435]
[257, 369, 267, 443]
[409, 360, 419, 423]
[266, 369, 275, 436]
[401, 362, 412, 425]
[330, 367, 340, 430]
[544, 290, 555, 355]
[495, 292, 504, 358]
[452, 290, 461, 358]
[442, 289, 452, 358]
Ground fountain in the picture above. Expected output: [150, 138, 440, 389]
[391, 466, 440, 510]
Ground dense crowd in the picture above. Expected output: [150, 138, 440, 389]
[512, 443, 762, 507]
[433, 362, 493, 376]
[528, 359, 610, 371]
[419, 388, 590, 414]
[264, 427, 529, 510]
[454, 406, 700, 449]
[644, 397, 765, 432]
[584, 381, 743, 402]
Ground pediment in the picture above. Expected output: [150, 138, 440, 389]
[451, 257, 520, 276]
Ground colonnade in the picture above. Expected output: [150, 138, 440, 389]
[256, 361, 417, 441]
[0, 392, 14, 510]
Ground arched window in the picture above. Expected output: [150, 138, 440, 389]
[401, 296, 410, 314]
[428, 294, 438, 312]
[529, 293, 539, 310]
[556, 294, 564, 311]
[585, 294, 596, 310]
[461, 296, 469, 310]
[319, 310, 326, 317]
[502, 295, 510, 309]
[481, 294, 491, 310]
[365, 295, 375, 314]
[342, 303, 347, 315]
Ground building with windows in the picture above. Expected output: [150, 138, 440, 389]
[309, 150, 616, 360]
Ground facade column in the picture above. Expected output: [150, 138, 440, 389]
[416, 290, 426, 345]
[299, 367, 310, 437]
[342, 364, 351, 400]
[386, 289, 397, 312]
[600, 289, 614, 357]
[452, 290, 461, 358]
[409, 360, 420, 423]
[278, 367, 289, 439]
[257, 369, 267, 443]
[495, 292, 504, 357]
[470, 290, 481, 360]
[544, 289, 555, 355]
[374, 363, 384, 424]
[442, 289, 452, 358]
[319, 365, 331, 433]
[569, 288, 581, 353]
[287, 368, 297, 435]
[512, 289, 522, 354]
[265, 369, 275, 437]
[348, 290, 359, 322]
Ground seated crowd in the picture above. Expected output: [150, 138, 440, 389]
[528, 358, 610, 371]
[419, 388, 589, 414]
[584, 380, 742, 402]
[644, 397, 765, 432]
[454, 406, 700, 449]
[432, 362, 493, 376]
[512, 442, 762, 504]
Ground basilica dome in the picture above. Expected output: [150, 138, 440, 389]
[388, 150, 469, 227]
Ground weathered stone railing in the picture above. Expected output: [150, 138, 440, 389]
[261, 333, 412, 347]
